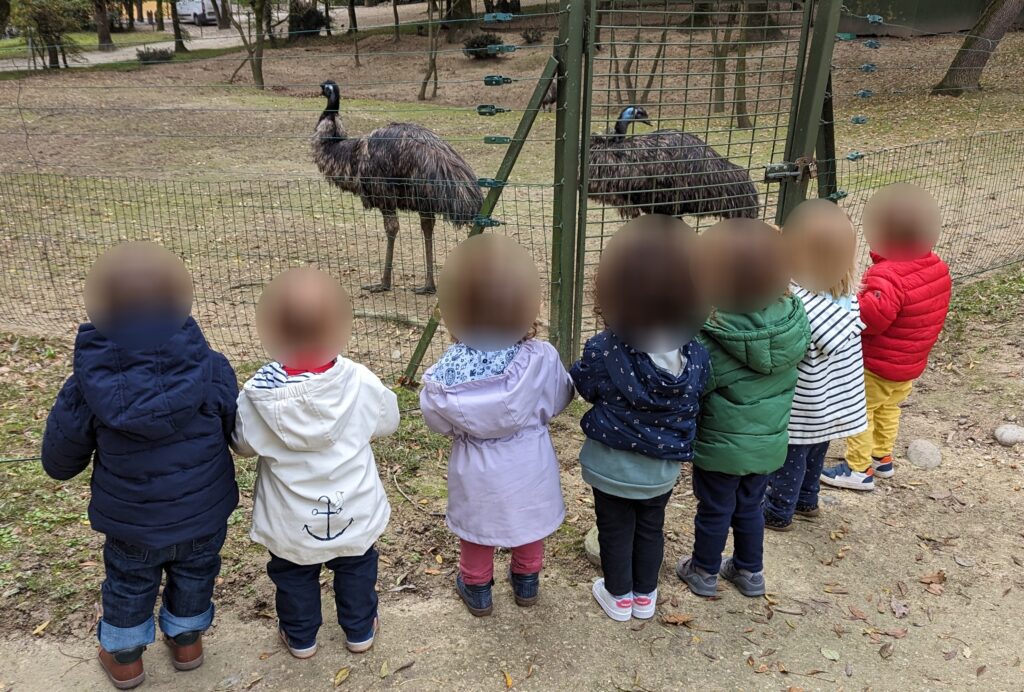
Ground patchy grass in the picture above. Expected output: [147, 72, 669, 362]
[942, 263, 1024, 343]
[0, 30, 170, 56]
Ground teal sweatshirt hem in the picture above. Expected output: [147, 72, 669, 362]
[579, 438, 681, 500]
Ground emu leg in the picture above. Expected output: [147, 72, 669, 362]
[414, 213, 437, 295]
[363, 211, 399, 293]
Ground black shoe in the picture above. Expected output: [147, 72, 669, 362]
[763, 509, 793, 532]
[794, 503, 820, 517]
[508, 571, 539, 607]
[455, 574, 493, 616]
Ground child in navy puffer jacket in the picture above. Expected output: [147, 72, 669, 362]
[41, 243, 238, 690]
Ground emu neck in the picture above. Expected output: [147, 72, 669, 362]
[612, 117, 632, 139]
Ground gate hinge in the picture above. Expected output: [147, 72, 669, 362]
[764, 157, 818, 184]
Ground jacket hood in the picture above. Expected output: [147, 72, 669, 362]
[241, 356, 359, 452]
[701, 297, 808, 375]
[420, 340, 556, 440]
[73, 317, 213, 442]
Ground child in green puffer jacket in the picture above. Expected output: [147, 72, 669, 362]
[677, 219, 810, 599]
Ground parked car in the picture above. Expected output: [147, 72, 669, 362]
[176, 0, 219, 25]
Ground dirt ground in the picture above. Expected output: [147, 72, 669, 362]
[1, 267, 1024, 691]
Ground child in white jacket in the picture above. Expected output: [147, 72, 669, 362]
[232, 268, 399, 659]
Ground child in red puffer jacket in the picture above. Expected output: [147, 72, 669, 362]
[821, 184, 951, 491]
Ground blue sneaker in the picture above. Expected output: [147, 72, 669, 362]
[821, 461, 875, 491]
[455, 574, 493, 617]
[508, 571, 539, 607]
[872, 455, 895, 479]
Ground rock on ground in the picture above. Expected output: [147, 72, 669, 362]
[907, 439, 942, 469]
[994, 423, 1024, 447]
[584, 525, 601, 567]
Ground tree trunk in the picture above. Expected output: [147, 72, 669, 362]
[155, 0, 165, 31]
[47, 44, 59, 68]
[95, 0, 115, 50]
[171, 1, 188, 51]
[346, 0, 357, 33]
[0, 0, 10, 36]
[391, 0, 399, 41]
[124, 0, 136, 28]
[419, 0, 438, 100]
[445, 0, 471, 43]
[740, 1, 784, 44]
[251, 0, 266, 87]
[211, 0, 232, 29]
[323, 0, 331, 35]
[932, 0, 1024, 96]
[136, 0, 144, 24]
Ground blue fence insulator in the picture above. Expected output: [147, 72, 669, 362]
[835, 32, 856, 41]
[483, 75, 513, 86]
[477, 178, 505, 188]
[851, 115, 869, 125]
[476, 104, 508, 116]
[487, 44, 517, 55]
[483, 136, 511, 144]
[860, 63, 877, 73]
[846, 151, 865, 161]
[856, 89, 874, 99]
[866, 14, 883, 24]
[483, 12, 513, 21]
[474, 216, 502, 227]
[864, 39, 881, 49]
[827, 190, 849, 201]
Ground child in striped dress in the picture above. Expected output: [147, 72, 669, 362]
[763, 201, 867, 531]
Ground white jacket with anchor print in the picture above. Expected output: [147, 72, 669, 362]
[232, 357, 399, 565]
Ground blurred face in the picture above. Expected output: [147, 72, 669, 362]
[84, 241, 193, 348]
[784, 199, 857, 294]
[256, 267, 352, 369]
[702, 218, 791, 313]
[863, 183, 941, 261]
[594, 214, 709, 352]
[437, 234, 541, 351]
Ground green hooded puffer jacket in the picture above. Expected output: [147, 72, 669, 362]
[694, 295, 811, 476]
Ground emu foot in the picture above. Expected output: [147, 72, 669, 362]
[361, 282, 392, 293]
[412, 284, 436, 296]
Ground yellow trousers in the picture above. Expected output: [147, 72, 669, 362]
[844, 369, 914, 473]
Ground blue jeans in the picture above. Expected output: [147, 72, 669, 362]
[99, 524, 227, 653]
[267, 546, 378, 649]
[691, 468, 769, 574]
[765, 442, 830, 523]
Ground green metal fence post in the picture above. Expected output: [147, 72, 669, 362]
[570, 0, 596, 362]
[816, 71, 838, 200]
[777, 0, 842, 224]
[550, 0, 586, 365]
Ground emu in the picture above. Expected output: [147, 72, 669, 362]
[312, 80, 483, 294]
[540, 78, 558, 112]
[588, 106, 760, 221]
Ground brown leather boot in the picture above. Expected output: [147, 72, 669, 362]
[164, 631, 204, 671]
[98, 647, 146, 690]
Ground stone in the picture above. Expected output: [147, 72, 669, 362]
[584, 525, 602, 568]
[820, 494, 841, 508]
[994, 424, 1024, 447]
[906, 439, 942, 469]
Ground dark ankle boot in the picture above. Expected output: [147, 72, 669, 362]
[165, 631, 204, 671]
[508, 571, 540, 606]
[98, 646, 146, 690]
[455, 574, 493, 616]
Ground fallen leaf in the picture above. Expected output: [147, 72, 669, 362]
[879, 642, 894, 659]
[919, 570, 947, 585]
[925, 583, 945, 596]
[334, 667, 351, 686]
[848, 606, 867, 621]
[821, 647, 841, 661]
[423, 568, 441, 576]
[32, 620, 50, 637]
[670, 595, 679, 608]
[435, 554, 443, 564]
[896, 581, 908, 597]
[243, 675, 264, 690]
[258, 651, 274, 661]
[380, 661, 390, 679]
[661, 613, 695, 626]
[890, 597, 910, 619]
[954, 555, 975, 568]
[928, 489, 952, 501]
[754, 663, 770, 673]
[885, 627, 908, 639]
[502, 670, 513, 689]
[526, 664, 535, 679]
[845, 663, 853, 677]
[943, 648, 959, 661]
[976, 665, 987, 677]
[963, 647, 972, 659]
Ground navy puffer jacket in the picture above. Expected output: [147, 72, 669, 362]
[42, 318, 239, 549]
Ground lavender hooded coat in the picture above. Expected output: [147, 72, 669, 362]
[420, 339, 574, 548]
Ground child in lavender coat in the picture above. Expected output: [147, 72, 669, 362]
[419, 236, 574, 616]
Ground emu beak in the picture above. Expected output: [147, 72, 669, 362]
[639, 118, 653, 127]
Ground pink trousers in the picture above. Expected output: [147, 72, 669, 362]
[459, 539, 544, 586]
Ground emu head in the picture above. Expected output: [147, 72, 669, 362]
[320, 80, 341, 113]
[614, 106, 652, 135]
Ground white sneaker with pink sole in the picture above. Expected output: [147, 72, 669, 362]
[592, 578, 632, 621]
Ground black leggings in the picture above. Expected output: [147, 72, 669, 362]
[593, 488, 672, 597]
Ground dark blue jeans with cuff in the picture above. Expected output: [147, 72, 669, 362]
[765, 441, 830, 523]
[99, 524, 227, 653]
[691, 468, 769, 574]
[268, 545, 378, 649]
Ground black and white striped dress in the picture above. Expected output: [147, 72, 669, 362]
[787, 283, 868, 445]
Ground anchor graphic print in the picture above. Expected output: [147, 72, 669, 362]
[303, 491, 355, 541]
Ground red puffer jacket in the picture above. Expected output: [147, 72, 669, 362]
[859, 251, 951, 382]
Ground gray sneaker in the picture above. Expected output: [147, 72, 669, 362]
[719, 557, 765, 597]
[676, 556, 718, 597]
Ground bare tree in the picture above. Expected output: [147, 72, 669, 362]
[346, 0, 357, 33]
[93, 0, 115, 51]
[155, 0, 164, 30]
[323, 0, 331, 35]
[210, 0, 232, 29]
[229, 0, 269, 88]
[419, 0, 439, 100]
[392, 0, 400, 41]
[170, 0, 188, 51]
[932, 0, 1024, 96]
[445, 0, 471, 43]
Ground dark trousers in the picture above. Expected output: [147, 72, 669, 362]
[765, 442, 829, 523]
[691, 468, 769, 574]
[99, 524, 227, 652]
[593, 488, 671, 597]
[267, 546, 378, 648]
